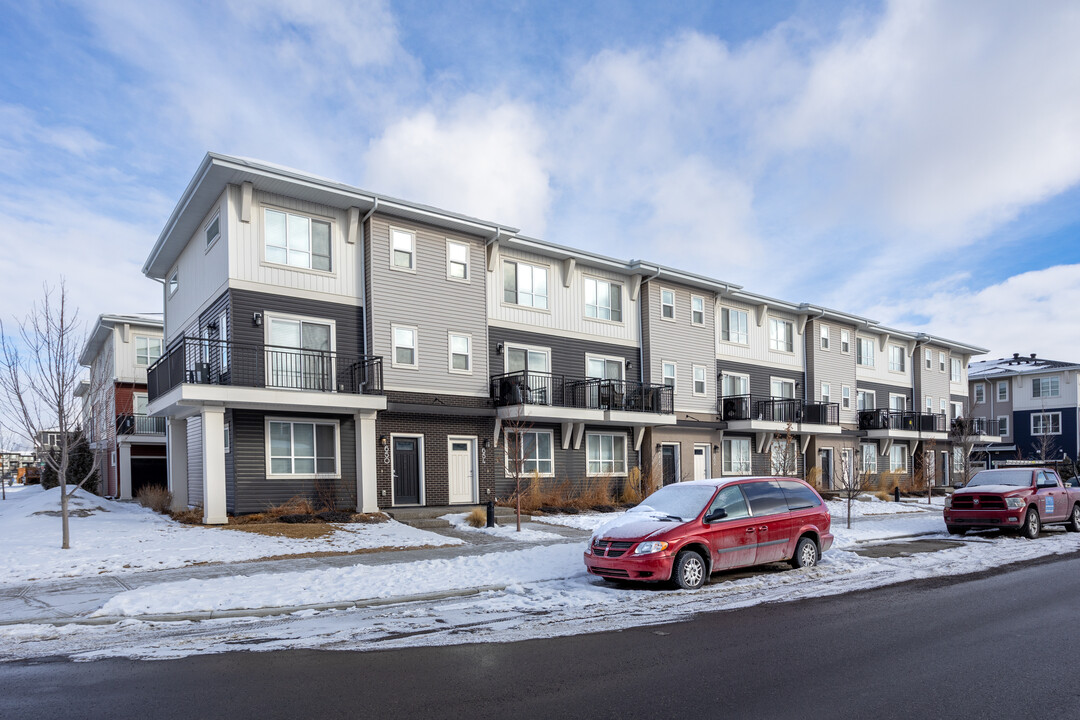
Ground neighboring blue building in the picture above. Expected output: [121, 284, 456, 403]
[968, 353, 1080, 469]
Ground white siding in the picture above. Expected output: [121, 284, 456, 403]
[112, 323, 164, 384]
[854, 331, 912, 389]
[1012, 371, 1079, 411]
[715, 296, 804, 370]
[163, 190, 230, 343]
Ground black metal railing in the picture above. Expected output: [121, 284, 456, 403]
[718, 394, 840, 425]
[858, 410, 947, 432]
[490, 371, 674, 415]
[116, 413, 166, 435]
[148, 337, 384, 402]
[952, 416, 999, 437]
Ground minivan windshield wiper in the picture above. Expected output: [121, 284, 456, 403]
[658, 514, 684, 522]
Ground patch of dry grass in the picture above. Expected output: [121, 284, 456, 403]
[169, 505, 203, 524]
[136, 486, 173, 514]
[220, 522, 335, 539]
[465, 507, 487, 527]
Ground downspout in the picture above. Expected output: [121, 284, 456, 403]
[358, 199, 379, 356]
[637, 265, 661, 475]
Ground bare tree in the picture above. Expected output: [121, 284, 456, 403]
[497, 404, 537, 532]
[0, 282, 108, 548]
[948, 408, 979, 488]
[834, 446, 869, 530]
[770, 423, 799, 477]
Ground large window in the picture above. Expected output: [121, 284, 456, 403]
[720, 307, 749, 344]
[1032, 376, 1060, 398]
[857, 390, 876, 411]
[769, 318, 794, 353]
[506, 430, 553, 476]
[950, 358, 962, 382]
[503, 260, 548, 309]
[267, 316, 333, 390]
[860, 443, 878, 474]
[857, 338, 874, 367]
[1031, 412, 1061, 436]
[586, 433, 627, 476]
[392, 325, 418, 368]
[771, 378, 795, 399]
[135, 336, 163, 366]
[268, 420, 338, 476]
[446, 240, 469, 280]
[660, 289, 675, 319]
[888, 345, 906, 372]
[448, 333, 471, 373]
[265, 208, 331, 271]
[770, 439, 797, 476]
[722, 437, 751, 475]
[585, 277, 623, 321]
[722, 373, 748, 396]
[889, 444, 908, 473]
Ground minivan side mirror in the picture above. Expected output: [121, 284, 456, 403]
[703, 508, 727, 523]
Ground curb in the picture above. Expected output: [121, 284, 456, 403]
[853, 531, 946, 544]
[0, 584, 509, 628]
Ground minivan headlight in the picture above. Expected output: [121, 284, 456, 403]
[634, 541, 669, 555]
[1005, 497, 1026, 509]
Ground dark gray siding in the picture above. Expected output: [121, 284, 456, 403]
[229, 288, 365, 356]
[857, 381, 912, 410]
[231, 410, 357, 514]
[489, 327, 640, 381]
[716, 359, 802, 398]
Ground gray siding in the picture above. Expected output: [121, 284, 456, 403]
[368, 214, 489, 396]
[805, 318, 858, 425]
[489, 327, 639, 380]
[229, 288, 365, 356]
[914, 343, 951, 415]
[186, 415, 203, 508]
[857, 381, 912, 410]
[641, 280, 715, 412]
[716, 359, 802, 399]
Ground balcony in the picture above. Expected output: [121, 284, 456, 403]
[951, 416, 1002, 443]
[718, 394, 840, 434]
[490, 371, 675, 426]
[147, 337, 386, 417]
[116, 413, 166, 436]
[858, 409, 947, 434]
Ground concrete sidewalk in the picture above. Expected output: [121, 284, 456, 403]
[0, 520, 589, 627]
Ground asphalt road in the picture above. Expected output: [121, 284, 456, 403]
[3, 552, 1080, 720]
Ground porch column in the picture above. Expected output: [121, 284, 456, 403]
[167, 417, 188, 512]
[355, 410, 379, 513]
[118, 443, 133, 500]
[200, 406, 228, 524]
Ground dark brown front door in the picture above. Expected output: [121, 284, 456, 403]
[393, 438, 421, 505]
[661, 445, 678, 486]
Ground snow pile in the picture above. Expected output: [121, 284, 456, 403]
[532, 511, 622, 531]
[0, 487, 461, 583]
[440, 513, 561, 542]
[98, 543, 585, 616]
[825, 495, 942, 519]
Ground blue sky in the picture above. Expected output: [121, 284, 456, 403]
[1, 0, 1079, 360]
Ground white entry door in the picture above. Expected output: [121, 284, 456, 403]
[448, 438, 476, 504]
[693, 444, 709, 480]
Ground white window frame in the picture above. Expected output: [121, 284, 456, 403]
[820, 325, 830, 350]
[997, 380, 1009, 402]
[940, 398, 947, 415]
[1032, 376, 1060, 398]
[585, 353, 625, 381]
[1031, 412, 1062, 436]
[224, 422, 231, 454]
[504, 343, 551, 375]
[951, 402, 964, 420]
[950, 357, 962, 383]
[135, 335, 164, 367]
[821, 382, 831, 404]
[888, 345, 906, 373]
[925, 395, 933, 413]
[661, 360, 677, 394]
[263, 312, 337, 390]
[690, 295, 705, 326]
[692, 365, 707, 396]
[446, 239, 470, 282]
[770, 438, 796, 476]
[584, 276, 623, 323]
[391, 324, 419, 370]
[857, 389, 876, 411]
[585, 432, 629, 477]
[973, 383, 985, 404]
[889, 444, 908, 473]
[889, 393, 907, 412]
[856, 337, 874, 367]
[721, 372, 749, 397]
[860, 443, 878, 474]
[504, 429, 554, 478]
[502, 259, 550, 310]
[448, 332, 472, 375]
[389, 226, 416, 273]
[722, 437, 751, 475]
[841, 385, 851, 410]
[939, 352, 946, 372]
[720, 307, 749, 345]
[840, 329, 850, 354]
[110, 450, 116, 467]
[768, 317, 794, 354]
[771, 377, 796, 399]
[263, 206, 334, 273]
[925, 349, 932, 370]
[266, 417, 341, 479]
[997, 416, 1009, 437]
[660, 288, 676, 321]
[168, 270, 179, 297]
[205, 212, 220, 250]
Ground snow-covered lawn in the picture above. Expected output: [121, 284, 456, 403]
[440, 513, 562, 542]
[532, 512, 619, 531]
[0, 488, 461, 584]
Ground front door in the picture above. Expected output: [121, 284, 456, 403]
[661, 444, 679, 485]
[393, 437, 421, 505]
[693, 444, 709, 480]
[819, 448, 833, 489]
[448, 439, 475, 504]
[941, 451, 950, 487]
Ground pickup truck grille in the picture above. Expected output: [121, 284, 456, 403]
[593, 540, 634, 558]
[952, 495, 1007, 510]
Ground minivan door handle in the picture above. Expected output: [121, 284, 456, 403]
[758, 526, 768, 531]
[745, 528, 755, 533]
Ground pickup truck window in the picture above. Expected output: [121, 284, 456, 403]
[968, 469, 1032, 487]
[1036, 472, 1058, 488]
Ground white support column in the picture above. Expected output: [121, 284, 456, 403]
[167, 417, 188, 512]
[200, 407, 227, 525]
[118, 443, 133, 500]
[355, 411, 379, 513]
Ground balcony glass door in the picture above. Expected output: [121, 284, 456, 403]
[587, 357, 623, 409]
[268, 318, 332, 390]
[505, 347, 550, 404]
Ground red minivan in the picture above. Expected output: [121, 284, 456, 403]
[584, 477, 833, 589]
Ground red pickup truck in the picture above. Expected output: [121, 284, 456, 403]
[944, 468, 1080, 538]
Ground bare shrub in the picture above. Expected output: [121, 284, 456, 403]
[263, 496, 316, 520]
[135, 486, 173, 514]
[620, 468, 643, 506]
[169, 505, 203, 524]
[313, 478, 338, 512]
[805, 466, 823, 489]
[465, 507, 487, 527]
[575, 474, 613, 509]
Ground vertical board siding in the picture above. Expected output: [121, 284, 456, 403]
[187, 415, 203, 508]
[641, 280, 716, 413]
[369, 215, 489, 396]
[805, 318, 858, 425]
[488, 327, 639, 380]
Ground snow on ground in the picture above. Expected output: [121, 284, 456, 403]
[440, 513, 561, 542]
[532, 512, 620, 531]
[0, 488, 461, 583]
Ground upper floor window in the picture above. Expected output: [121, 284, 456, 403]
[205, 213, 220, 249]
[925, 349, 932, 369]
[821, 382, 831, 404]
[951, 401, 963, 420]
[392, 325, 418, 369]
[660, 289, 675, 319]
[997, 380, 1008, 401]
[974, 383, 985, 403]
[662, 361, 677, 391]
[820, 325, 830, 350]
[135, 336, 163, 366]
[856, 338, 874, 367]
[997, 416, 1009, 436]
[939, 352, 946, 372]
[446, 240, 469, 280]
[265, 208, 331, 271]
[950, 358, 962, 383]
[720, 308, 748, 344]
[692, 365, 707, 395]
[768, 318, 794, 353]
[840, 329, 850, 354]
[842, 385, 851, 409]
[503, 260, 548, 309]
[1032, 376, 1060, 398]
[585, 278, 623, 322]
[857, 390, 876, 411]
[722, 373, 748, 397]
[168, 271, 179, 297]
[888, 345, 906, 372]
[390, 228, 415, 271]
[690, 296, 705, 326]
[448, 333, 471, 373]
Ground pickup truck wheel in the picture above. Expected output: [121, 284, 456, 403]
[1020, 508, 1041, 539]
[1066, 505, 1080, 533]
[946, 524, 967, 536]
[672, 550, 707, 590]
[790, 536, 819, 569]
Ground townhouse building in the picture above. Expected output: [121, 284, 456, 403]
[968, 353, 1080, 468]
[78, 314, 168, 498]
[142, 153, 987, 523]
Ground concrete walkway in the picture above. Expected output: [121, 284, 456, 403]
[0, 520, 589, 627]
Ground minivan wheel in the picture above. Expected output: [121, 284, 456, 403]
[673, 550, 706, 590]
[1020, 508, 1041, 539]
[790, 536, 819, 569]
[1066, 505, 1080, 533]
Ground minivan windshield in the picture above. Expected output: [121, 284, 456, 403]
[635, 484, 717, 521]
[966, 470, 1033, 487]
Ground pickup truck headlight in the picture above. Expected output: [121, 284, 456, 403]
[944, 497, 952, 509]
[634, 541, 669, 555]
[1005, 497, 1026, 509]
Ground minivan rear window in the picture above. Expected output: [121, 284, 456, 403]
[740, 481, 788, 517]
[779, 481, 822, 510]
